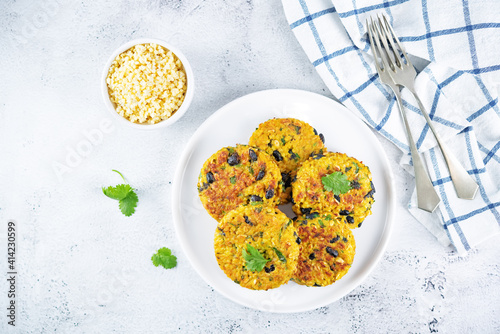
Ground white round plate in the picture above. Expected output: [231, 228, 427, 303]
[172, 89, 395, 313]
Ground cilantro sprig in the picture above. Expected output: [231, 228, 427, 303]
[151, 247, 177, 269]
[242, 244, 269, 272]
[102, 170, 138, 217]
[322, 171, 352, 195]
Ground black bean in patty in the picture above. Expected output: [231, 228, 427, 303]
[334, 194, 341, 202]
[330, 235, 340, 243]
[309, 253, 316, 260]
[217, 227, 225, 237]
[281, 172, 291, 188]
[310, 152, 324, 160]
[313, 128, 318, 135]
[296, 237, 301, 245]
[264, 264, 275, 273]
[265, 188, 274, 199]
[250, 195, 262, 202]
[198, 182, 209, 192]
[319, 133, 325, 143]
[256, 169, 265, 181]
[206, 172, 215, 184]
[364, 190, 375, 199]
[305, 212, 319, 220]
[326, 247, 339, 257]
[272, 150, 283, 162]
[227, 152, 240, 166]
[351, 180, 361, 189]
[244, 215, 253, 226]
[248, 149, 258, 162]
[364, 181, 376, 198]
[343, 237, 348, 242]
[346, 216, 354, 224]
[339, 210, 350, 216]
[300, 207, 312, 215]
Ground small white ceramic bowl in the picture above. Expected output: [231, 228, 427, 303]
[101, 38, 194, 130]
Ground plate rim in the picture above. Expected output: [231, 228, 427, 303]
[172, 88, 396, 313]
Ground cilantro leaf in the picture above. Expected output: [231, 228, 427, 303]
[103, 170, 138, 217]
[242, 244, 269, 272]
[102, 184, 132, 200]
[322, 172, 352, 195]
[151, 247, 177, 269]
[119, 191, 138, 217]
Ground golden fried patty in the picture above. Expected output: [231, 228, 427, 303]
[292, 213, 355, 287]
[249, 118, 325, 204]
[198, 144, 281, 221]
[214, 205, 300, 290]
[292, 152, 375, 229]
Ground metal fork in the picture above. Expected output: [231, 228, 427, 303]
[367, 17, 440, 212]
[371, 14, 479, 201]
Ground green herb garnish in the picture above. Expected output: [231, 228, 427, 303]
[242, 244, 269, 272]
[279, 220, 292, 240]
[230, 176, 237, 184]
[321, 171, 352, 195]
[102, 170, 138, 217]
[353, 162, 360, 173]
[273, 247, 286, 264]
[151, 247, 177, 269]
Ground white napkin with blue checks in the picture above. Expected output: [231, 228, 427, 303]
[281, 0, 500, 255]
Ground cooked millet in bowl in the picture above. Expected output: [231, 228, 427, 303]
[102, 39, 194, 129]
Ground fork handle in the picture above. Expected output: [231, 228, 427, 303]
[407, 87, 479, 200]
[394, 91, 441, 212]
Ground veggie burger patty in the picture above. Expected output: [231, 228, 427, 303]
[198, 144, 282, 221]
[214, 205, 300, 290]
[198, 118, 374, 291]
[249, 118, 325, 204]
[292, 152, 375, 229]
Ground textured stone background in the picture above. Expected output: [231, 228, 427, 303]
[0, 0, 499, 333]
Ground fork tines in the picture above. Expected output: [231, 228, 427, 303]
[368, 14, 413, 71]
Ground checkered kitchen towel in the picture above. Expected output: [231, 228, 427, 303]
[282, 0, 500, 255]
